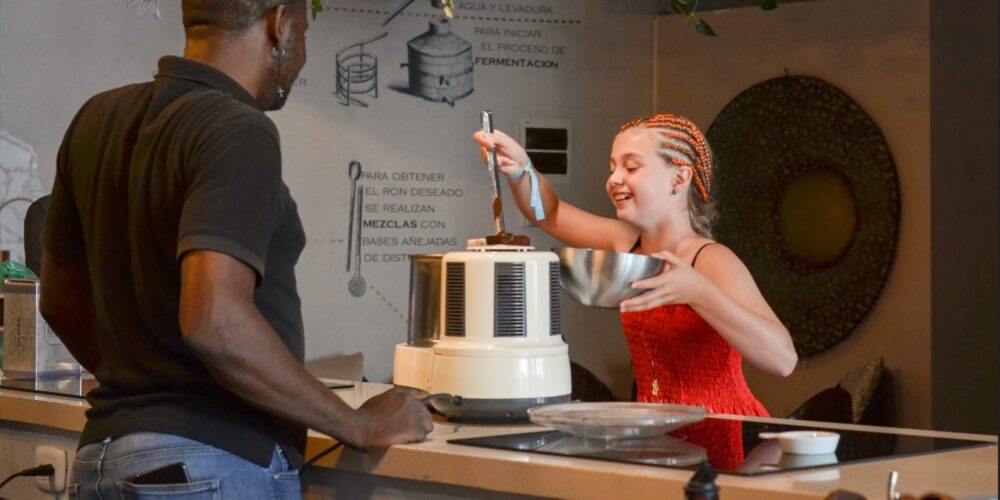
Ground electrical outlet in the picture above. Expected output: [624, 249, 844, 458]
[35, 446, 67, 493]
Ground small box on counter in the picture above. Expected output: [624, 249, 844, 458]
[2, 279, 81, 380]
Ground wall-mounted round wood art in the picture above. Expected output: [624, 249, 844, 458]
[706, 76, 900, 357]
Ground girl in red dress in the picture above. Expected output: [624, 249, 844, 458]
[473, 113, 796, 417]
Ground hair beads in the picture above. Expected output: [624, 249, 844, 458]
[620, 114, 713, 202]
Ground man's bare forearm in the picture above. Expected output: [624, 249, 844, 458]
[178, 250, 436, 450]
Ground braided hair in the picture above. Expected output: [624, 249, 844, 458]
[619, 113, 719, 238]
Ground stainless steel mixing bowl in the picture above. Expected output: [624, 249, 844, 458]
[553, 248, 665, 308]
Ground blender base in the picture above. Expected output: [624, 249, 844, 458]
[429, 394, 571, 424]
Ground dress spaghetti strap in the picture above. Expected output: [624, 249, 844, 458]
[630, 239, 715, 267]
[691, 242, 716, 268]
[629, 238, 642, 253]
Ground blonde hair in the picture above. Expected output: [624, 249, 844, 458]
[619, 113, 719, 237]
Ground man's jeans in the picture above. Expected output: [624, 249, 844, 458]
[69, 432, 301, 500]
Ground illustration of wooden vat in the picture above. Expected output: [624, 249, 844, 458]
[405, 18, 473, 105]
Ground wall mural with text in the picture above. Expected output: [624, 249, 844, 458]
[292, 0, 643, 381]
[0, 0, 654, 384]
[311, 0, 588, 318]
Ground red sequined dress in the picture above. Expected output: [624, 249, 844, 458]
[621, 305, 769, 417]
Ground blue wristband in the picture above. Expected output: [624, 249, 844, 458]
[507, 161, 546, 221]
[507, 162, 528, 181]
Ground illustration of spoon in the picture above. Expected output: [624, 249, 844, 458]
[349, 187, 367, 297]
[346, 161, 362, 271]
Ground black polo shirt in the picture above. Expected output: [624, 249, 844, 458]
[44, 56, 307, 467]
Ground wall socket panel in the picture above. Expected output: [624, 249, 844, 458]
[35, 446, 67, 493]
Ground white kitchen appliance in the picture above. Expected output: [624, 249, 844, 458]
[431, 245, 571, 420]
[394, 243, 572, 421]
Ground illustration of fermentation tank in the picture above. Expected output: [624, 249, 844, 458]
[405, 18, 473, 105]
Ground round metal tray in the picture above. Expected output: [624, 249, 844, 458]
[528, 402, 707, 440]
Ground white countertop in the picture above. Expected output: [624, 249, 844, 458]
[331, 412, 996, 499]
[302, 382, 999, 499]
[4, 381, 997, 499]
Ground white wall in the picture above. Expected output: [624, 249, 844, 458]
[655, 0, 933, 429]
[0, 0, 653, 393]
[0, 423, 77, 500]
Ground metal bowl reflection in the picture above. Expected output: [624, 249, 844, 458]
[553, 248, 665, 308]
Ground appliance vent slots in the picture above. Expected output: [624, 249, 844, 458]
[549, 261, 561, 336]
[494, 262, 526, 337]
[445, 262, 465, 336]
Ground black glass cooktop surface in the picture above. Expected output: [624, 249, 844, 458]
[449, 417, 994, 476]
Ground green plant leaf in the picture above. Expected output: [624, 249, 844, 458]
[311, 0, 324, 14]
[695, 19, 717, 37]
[670, 0, 690, 16]
[759, 0, 778, 10]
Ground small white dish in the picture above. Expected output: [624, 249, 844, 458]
[759, 430, 841, 455]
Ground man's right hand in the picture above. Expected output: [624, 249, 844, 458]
[348, 389, 434, 451]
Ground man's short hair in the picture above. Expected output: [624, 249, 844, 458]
[182, 0, 303, 37]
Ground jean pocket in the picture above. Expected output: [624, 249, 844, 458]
[117, 478, 220, 500]
[273, 470, 301, 498]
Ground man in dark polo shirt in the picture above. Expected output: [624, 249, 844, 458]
[40, 1, 432, 498]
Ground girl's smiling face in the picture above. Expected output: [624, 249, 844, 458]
[607, 128, 684, 228]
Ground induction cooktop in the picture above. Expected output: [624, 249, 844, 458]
[449, 417, 995, 476]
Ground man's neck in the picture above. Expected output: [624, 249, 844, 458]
[183, 33, 267, 101]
